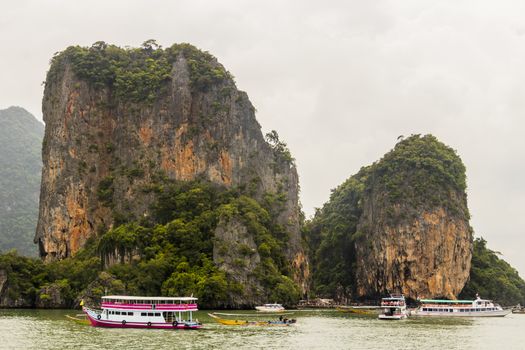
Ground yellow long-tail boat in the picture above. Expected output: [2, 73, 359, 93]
[65, 314, 90, 325]
[208, 313, 296, 326]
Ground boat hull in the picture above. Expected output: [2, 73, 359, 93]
[378, 314, 407, 320]
[255, 308, 285, 313]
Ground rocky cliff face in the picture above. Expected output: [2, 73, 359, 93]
[35, 42, 307, 292]
[309, 135, 472, 300]
[355, 201, 472, 299]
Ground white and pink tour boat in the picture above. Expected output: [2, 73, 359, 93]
[83, 295, 202, 329]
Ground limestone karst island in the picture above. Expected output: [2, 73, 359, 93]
[1, 41, 524, 332]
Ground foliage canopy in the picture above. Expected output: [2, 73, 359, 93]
[47, 40, 233, 103]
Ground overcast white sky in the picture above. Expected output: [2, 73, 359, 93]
[1, 0, 525, 276]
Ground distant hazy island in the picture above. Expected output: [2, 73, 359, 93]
[0, 41, 524, 309]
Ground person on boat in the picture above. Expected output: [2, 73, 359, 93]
[279, 315, 283, 321]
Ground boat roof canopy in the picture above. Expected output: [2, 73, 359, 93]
[102, 295, 198, 301]
[419, 299, 473, 304]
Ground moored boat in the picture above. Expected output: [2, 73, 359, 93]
[255, 303, 285, 312]
[208, 312, 296, 326]
[65, 314, 90, 325]
[378, 294, 408, 320]
[83, 295, 202, 329]
[413, 296, 511, 317]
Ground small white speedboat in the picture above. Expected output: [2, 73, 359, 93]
[255, 303, 285, 312]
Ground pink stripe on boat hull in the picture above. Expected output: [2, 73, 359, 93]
[86, 314, 201, 330]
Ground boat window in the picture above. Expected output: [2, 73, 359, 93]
[128, 312, 133, 316]
[147, 312, 153, 316]
[141, 312, 146, 316]
[155, 313, 160, 317]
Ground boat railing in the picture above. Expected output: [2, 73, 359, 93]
[420, 304, 474, 308]
[381, 301, 405, 306]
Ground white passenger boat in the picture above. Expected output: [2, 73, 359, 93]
[83, 295, 202, 329]
[378, 294, 408, 320]
[255, 303, 285, 312]
[413, 296, 511, 317]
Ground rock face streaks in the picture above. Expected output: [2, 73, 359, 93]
[35, 44, 307, 291]
[355, 205, 472, 299]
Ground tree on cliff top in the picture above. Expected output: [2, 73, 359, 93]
[46, 41, 233, 103]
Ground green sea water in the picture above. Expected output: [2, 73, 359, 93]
[1, 309, 523, 349]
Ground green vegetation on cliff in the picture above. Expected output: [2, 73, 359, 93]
[0, 107, 43, 256]
[305, 174, 366, 299]
[0, 180, 299, 308]
[307, 134, 470, 299]
[373, 134, 469, 220]
[47, 40, 232, 103]
[460, 238, 525, 305]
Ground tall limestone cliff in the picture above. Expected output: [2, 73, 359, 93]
[308, 135, 472, 300]
[35, 41, 308, 298]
